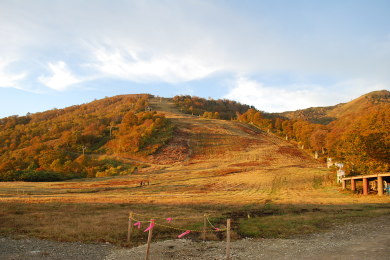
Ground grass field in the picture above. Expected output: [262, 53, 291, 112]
[1, 99, 389, 246]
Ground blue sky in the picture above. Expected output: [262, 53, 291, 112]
[1, 0, 389, 118]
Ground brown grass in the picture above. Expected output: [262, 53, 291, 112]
[2, 201, 389, 246]
[1, 99, 389, 245]
[0, 202, 228, 246]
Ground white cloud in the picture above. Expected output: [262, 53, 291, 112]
[223, 77, 322, 112]
[0, 0, 389, 95]
[87, 44, 222, 83]
[224, 76, 389, 112]
[38, 61, 81, 91]
[0, 0, 239, 86]
[329, 79, 387, 103]
[0, 59, 26, 88]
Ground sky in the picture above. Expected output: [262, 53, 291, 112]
[0, 0, 389, 118]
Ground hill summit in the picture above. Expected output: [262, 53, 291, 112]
[278, 90, 389, 124]
[0, 90, 388, 181]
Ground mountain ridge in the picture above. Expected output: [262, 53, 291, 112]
[276, 90, 389, 124]
[0, 90, 388, 181]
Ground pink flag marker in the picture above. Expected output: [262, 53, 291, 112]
[166, 217, 173, 223]
[178, 230, 191, 238]
[214, 228, 220, 231]
[134, 222, 141, 229]
[144, 221, 155, 232]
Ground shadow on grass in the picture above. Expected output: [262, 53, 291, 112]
[0, 202, 389, 247]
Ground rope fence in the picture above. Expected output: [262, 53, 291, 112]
[129, 213, 226, 233]
[127, 211, 232, 260]
[132, 212, 205, 220]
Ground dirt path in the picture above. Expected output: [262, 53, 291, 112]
[2, 214, 389, 260]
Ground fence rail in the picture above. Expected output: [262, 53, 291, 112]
[127, 211, 231, 260]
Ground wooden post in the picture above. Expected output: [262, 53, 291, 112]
[202, 214, 207, 241]
[342, 179, 346, 190]
[145, 219, 154, 260]
[378, 176, 384, 196]
[226, 219, 231, 260]
[127, 212, 133, 243]
[351, 179, 356, 191]
[363, 178, 369, 195]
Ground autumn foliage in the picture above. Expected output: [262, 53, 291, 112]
[108, 110, 172, 155]
[0, 91, 388, 181]
[173, 91, 389, 175]
[0, 94, 172, 181]
[236, 91, 390, 175]
[173, 95, 251, 119]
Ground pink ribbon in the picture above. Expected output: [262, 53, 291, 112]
[134, 222, 141, 229]
[144, 221, 155, 232]
[178, 230, 191, 238]
[214, 228, 220, 231]
[166, 217, 173, 223]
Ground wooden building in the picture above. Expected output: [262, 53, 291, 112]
[341, 173, 390, 196]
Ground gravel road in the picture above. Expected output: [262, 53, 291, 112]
[2, 214, 389, 260]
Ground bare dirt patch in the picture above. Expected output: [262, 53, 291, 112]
[150, 128, 190, 164]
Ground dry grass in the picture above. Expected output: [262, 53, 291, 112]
[237, 203, 390, 238]
[1, 99, 389, 245]
[0, 202, 227, 246]
[1, 201, 389, 246]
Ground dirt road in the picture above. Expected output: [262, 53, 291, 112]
[2, 214, 389, 260]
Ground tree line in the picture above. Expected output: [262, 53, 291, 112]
[173, 95, 251, 120]
[238, 105, 389, 174]
[174, 95, 389, 175]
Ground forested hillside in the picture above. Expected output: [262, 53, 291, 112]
[278, 90, 390, 124]
[0, 91, 388, 181]
[237, 90, 390, 175]
[276, 105, 340, 124]
[0, 94, 173, 181]
[173, 95, 251, 119]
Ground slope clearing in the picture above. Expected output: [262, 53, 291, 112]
[1, 98, 389, 245]
[0, 98, 339, 205]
